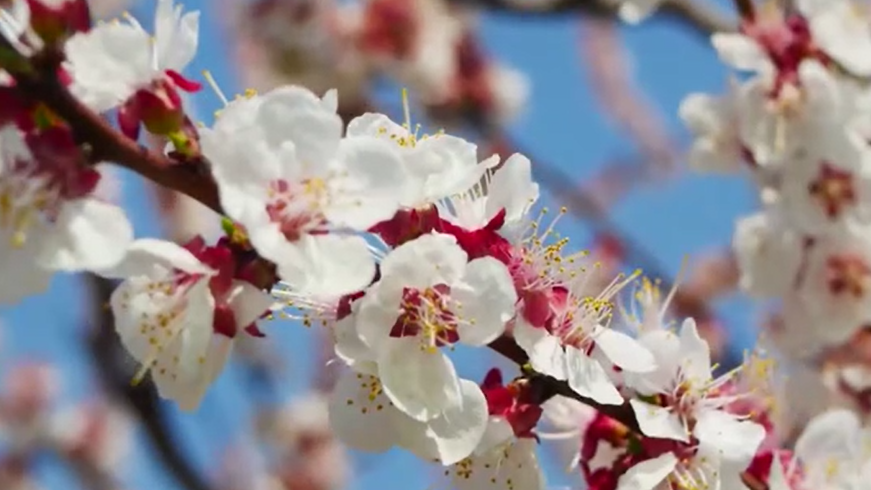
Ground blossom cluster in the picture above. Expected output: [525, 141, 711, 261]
[660, 0, 871, 423]
[3, 0, 869, 489]
[620, 0, 871, 486]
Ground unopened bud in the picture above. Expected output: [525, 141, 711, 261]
[26, 0, 90, 45]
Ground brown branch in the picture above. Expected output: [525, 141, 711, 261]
[12, 50, 222, 214]
[448, 0, 736, 35]
[487, 336, 642, 432]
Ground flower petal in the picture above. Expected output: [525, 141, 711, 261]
[593, 326, 656, 373]
[327, 370, 402, 453]
[617, 452, 678, 490]
[378, 337, 462, 422]
[629, 400, 689, 442]
[566, 346, 623, 405]
[694, 409, 765, 464]
[454, 257, 517, 346]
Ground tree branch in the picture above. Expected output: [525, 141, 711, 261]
[449, 0, 736, 35]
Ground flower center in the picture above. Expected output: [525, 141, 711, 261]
[827, 255, 871, 299]
[265, 177, 329, 241]
[808, 162, 856, 219]
[389, 284, 460, 351]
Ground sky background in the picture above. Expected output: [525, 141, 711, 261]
[0, 0, 763, 489]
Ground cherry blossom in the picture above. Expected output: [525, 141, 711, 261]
[201, 87, 408, 297]
[354, 232, 516, 421]
[513, 278, 657, 406]
[620, 318, 766, 490]
[106, 238, 272, 411]
[64, 0, 200, 114]
[0, 125, 132, 304]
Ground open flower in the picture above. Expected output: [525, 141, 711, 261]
[64, 0, 200, 112]
[202, 86, 409, 297]
[107, 238, 272, 411]
[620, 318, 766, 490]
[355, 233, 517, 421]
[0, 126, 132, 304]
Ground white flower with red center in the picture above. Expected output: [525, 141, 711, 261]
[64, 0, 201, 113]
[786, 232, 871, 345]
[354, 233, 516, 421]
[513, 278, 657, 406]
[107, 238, 272, 411]
[777, 125, 871, 235]
[330, 296, 493, 466]
[619, 318, 766, 490]
[201, 86, 409, 297]
[0, 126, 132, 304]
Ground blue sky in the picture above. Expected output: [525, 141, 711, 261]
[0, 1, 763, 489]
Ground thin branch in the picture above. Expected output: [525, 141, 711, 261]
[448, 0, 736, 35]
[12, 51, 222, 214]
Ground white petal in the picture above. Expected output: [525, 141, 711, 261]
[278, 234, 375, 297]
[617, 452, 678, 490]
[624, 329, 681, 395]
[454, 257, 517, 346]
[795, 409, 863, 463]
[327, 137, 410, 230]
[97, 238, 212, 279]
[377, 337, 462, 422]
[175, 280, 217, 382]
[226, 280, 272, 327]
[174, 334, 233, 412]
[355, 280, 403, 354]
[566, 346, 623, 405]
[333, 314, 378, 368]
[0, 240, 52, 304]
[37, 199, 133, 272]
[485, 153, 539, 223]
[515, 320, 568, 380]
[474, 417, 515, 456]
[65, 23, 152, 111]
[399, 379, 489, 465]
[678, 318, 712, 384]
[346, 113, 407, 138]
[694, 409, 765, 464]
[379, 233, 467, 288]
[711, 33, 770, 73]
[450, 438, 545, 490]
[593, 326, 656, 373]
[155, 0, 199, 71]
[258, 86, 343, 166]
[327, 370, 403, 453]
[629, 400, 689, 442]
